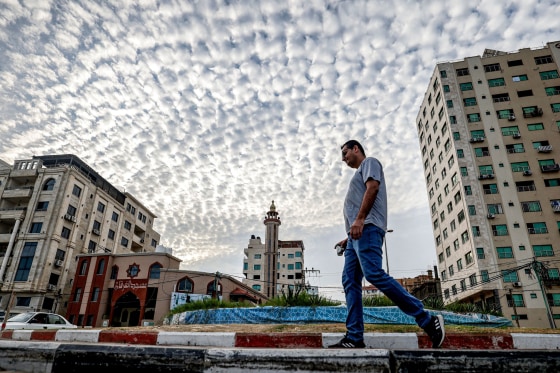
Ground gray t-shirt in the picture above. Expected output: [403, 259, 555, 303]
[343, 157, 388, 233]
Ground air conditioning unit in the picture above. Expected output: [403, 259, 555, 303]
[538, 145, 552, 153]
[512, 282, 522, 288]
[512, 132, 521, 138]
[523, 170, 532, 176]
[55, 259, 63, 267]
[553, 206, 560, 213]
[487, 214, 495, 219]
[508, 115, 516, 121]
[64, 214, 76, 223]
[47, 284, 57, 291]
[92, 229, 100, 236]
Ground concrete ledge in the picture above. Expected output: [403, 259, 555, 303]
[157, 331, 236, 347]
[55, 329, 101, 343]
[511, 333, 560, 350]
[0, 340, 59, 373]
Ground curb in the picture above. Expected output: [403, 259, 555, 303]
[2, 329, 560, 349]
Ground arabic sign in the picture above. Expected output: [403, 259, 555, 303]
[114, 279, 148, 291]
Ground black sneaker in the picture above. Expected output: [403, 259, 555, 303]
[328, 334, 365, 348]
[424, 314, 445, 348]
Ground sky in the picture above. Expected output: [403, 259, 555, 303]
[0, 0, 558, 301]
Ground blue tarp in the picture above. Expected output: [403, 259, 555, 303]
[176, 306, 512, 328]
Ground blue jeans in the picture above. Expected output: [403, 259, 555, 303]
[342, 224, 431, 341]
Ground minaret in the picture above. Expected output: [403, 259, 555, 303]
[263, 200, 281, 298]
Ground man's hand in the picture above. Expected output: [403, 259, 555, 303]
[337, 238, 348, 249]
[350, 217, 365, 239]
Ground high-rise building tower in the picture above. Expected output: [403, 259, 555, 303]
[243, 201, 305, 298]
[417, 41, 560, 328]
[0, 154, 160, 318]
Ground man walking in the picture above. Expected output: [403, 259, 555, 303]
[329, 140, 445, 349]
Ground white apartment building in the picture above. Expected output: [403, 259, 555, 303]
[242, 201, 305, 298]
[417, 41, 560, 328]
[0, 154, 160, 318]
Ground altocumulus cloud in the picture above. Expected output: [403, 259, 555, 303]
[0, 0, 558, 300]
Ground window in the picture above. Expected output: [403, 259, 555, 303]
[120, 237, 128, 247]
[29, 222, 42, 233]
[457, 210, 465, 223]
[177, 277, 194, 292]
[533, 245, 554, 257]
[460, 82, 473, 91]
[535, 55, 553, 65]
[465, 251, 473, 265]
[545, 86, 560, 96]
[457, 149, 464, 158]
[521, 201, 542, 212]
[497, 247, 514, 259]
[124, 220, 131, 230]
[512, 74, 528, 82]
[15, 242, 37, 281]
[446, 246, 451, 257]
[252, 284, 261, 291]
[112, 212, 119, 222]
[492, 93, 510, 102]
[456, 68, 469, 76]
[527, 222, 548, 234]
[464, 185, 472, 195]
[470, 129, 485, 139]
[528, 122, 544, 131]
[73, 288, 82, 302]
[61, 227, 71, 239]
[72, 185, 82, 197]
[501, 125, 519, 136]
[79, 260, 88, 275]
[488, 78, 505, 87]
[451, 285, 457, 295]
[108, 229, 115, 240]
[472, 226, 480, 237]
[507, 294, 525, 307]
[453, 132, 460, 140]
[463, 97, 477, 107]
[460, 279, 467, 291]
[545, 178, 560, 187]
[149, 263, 162, 279]
[467, 113, 481, 122]
[96, 259, 105, 275]
[502, 270, 519, 283]
[110, 266, 118, 279]
[67, 204, 77, 216]
[446, 100, 453, 108]
[438, 253, 444, 263]
[492, 224, 508, 236]
[540, 70, 559, 80]
[448, 264, 454, 276]
[36, 201, 49, 211]
[88, 240, 96, 253]
[507, 59, 523, 67]
[497, 109, 515, 119]
[474, 147, 489, 157]
[487, 203, 503, 214]
[476, 247, 485, 259]
[511, 161, 530, 172]
[91, 288, 100, 302]
[97, 202, 105, 213]
[253, 264, 261, 270]
[43, 178, 56, 191]
[461, 230, 470, 244]
[552, 103, 560, 113]
[443, 84, 450, 92]
[484, 63, 500, 72]
[478, 165, 494, 177]
[483, 184, 498, 195]
[481, 270, 489, 283]
[469, 273, 477, 286]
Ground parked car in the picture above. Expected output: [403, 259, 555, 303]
[1, 312, 77, 330]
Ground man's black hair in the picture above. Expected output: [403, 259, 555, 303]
[341, 140, 366, 156]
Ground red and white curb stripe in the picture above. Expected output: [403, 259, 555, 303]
[2, 329, 560, 349]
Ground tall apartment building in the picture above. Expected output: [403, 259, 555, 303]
[0, 154, 160, 318]
[242, 201, 305, 298]
[417, 41, 560, 328]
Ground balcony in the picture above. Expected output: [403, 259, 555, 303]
[541, 164, 560, 172]
[478, 173, 495, 180]
[528, 227, 549, 234]
[9, 168, 38, 178]
[0, 208, 26, 221]
[470, 137, 485, 143]
[1, 187, 33, 199]
[523, 108, 543, 118]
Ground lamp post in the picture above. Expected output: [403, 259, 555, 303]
[384, 229, 394, 275]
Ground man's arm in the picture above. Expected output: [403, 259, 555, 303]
[349, 178, 379, 239]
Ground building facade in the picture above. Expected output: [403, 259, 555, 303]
[0, 154, 160, 319]
[242, 201, 305, 298]
[66, 251, 267, 327]
[417, 41, 560, 328]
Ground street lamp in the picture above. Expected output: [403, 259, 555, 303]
[384, 229, 394, 275]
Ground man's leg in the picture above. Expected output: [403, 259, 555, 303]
[342, 237, 365, 342]
[355, 225, 431, 328]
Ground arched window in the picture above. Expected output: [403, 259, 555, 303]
[43, 178, 56, 191]
[206, 280, 222, 297]
[149, 263, 162, 279]
[177, 276, 194, 293]
[110, 265, 118, 279]
[96, 259, 105, 275]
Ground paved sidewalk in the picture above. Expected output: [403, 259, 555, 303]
[2, 328, 560, 349]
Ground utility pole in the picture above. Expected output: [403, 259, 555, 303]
[532, 259, 556, 329]
[303, 267, 320, 295]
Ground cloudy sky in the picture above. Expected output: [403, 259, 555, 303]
[1, 0, 558, 301]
